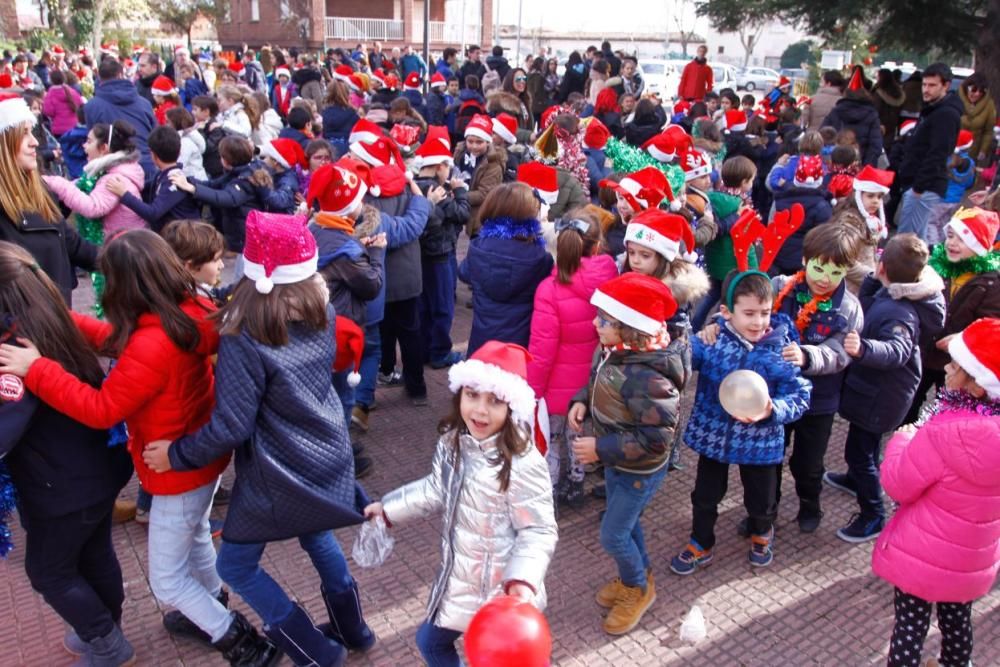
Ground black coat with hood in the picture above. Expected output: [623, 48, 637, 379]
[897, 92, 964, 197]
[822, 96, 884, 166]
[190, 161, 269, 252]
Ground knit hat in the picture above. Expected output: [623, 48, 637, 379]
[946, 207, 1000, 257]
[0, 93, 35, 133]
[899, 119, 917, 137]
[853, 165, 894, 193]
[260, 138, 307, 170]
[413, 125, 453, 167]
[464, 114, 493, 143]
[333, 316, 364, 387]
[492, 113, 518, 145]
[948, 318, 1000, 399]
[429, 71, 447, 89]
[517, 162, 558, 205]
[956, 129, 974, 153]
[349, 118, 383, 146]
[403, 72, 422, 90]
[591, 273, 678, 335]
[448, 341, 536, 427]
[242, 211, 318, 294]
[583, 117, 610, 150]
[307, 163, 368, 216]
[274, 67, 291, 80]
[642, 132, 677, 163]
[151, 75, 177, 97]
[725, 109, 748, 132]
[624, 209, 697, 263]
[793, 155, 824, 188]
[600, 166, 677, 212]
[679, 148, 712, 182]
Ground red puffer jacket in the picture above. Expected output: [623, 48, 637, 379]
[24, 297, 229, 495]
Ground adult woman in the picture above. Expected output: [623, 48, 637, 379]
[501, 67, 533, 131]
[959, 72, 997, 164]
[321, 80, 359, 158]
[544, 58, 561, 105]
[526, 57, 550, 124]
[822, 67, 883, 166]
[871, 68, 905, 150]
[557, 51, 586, 103]
[0, 94, 96, 306]
[587, 59, 610, 106]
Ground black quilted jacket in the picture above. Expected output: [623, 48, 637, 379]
[168, 306, 368, 543]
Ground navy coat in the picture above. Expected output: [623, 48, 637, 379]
[772, 186, 833, 274]
[84, 79, 157, 180]
[118, 164, 201, 233]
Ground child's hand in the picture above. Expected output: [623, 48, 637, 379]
[0, 338, 40, 376]
[363, 502, 384, 521]
[505, 582, 534, 603]
[844, 330, 862, 357]
[567, 402, 587, 432]
[782, 343, 805, 367]
[362, 233, 388, 248]
[105, 175, 128, 197]
[697, 323, 720, 345]
[142, 440, 173, 473]
[734, 399, 773, 424]
[168, 170, 195, 193]
[935, 334, 956, 351]
[427, 185, 447, 205]
[449, 177, 467, 190]
[571, 436, 598, 464]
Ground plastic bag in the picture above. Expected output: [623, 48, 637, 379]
[352, 516, 394, 568]
[679, 605, 707, 644]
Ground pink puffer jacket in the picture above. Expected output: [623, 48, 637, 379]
[527, 254, 618, 415]
[44, 150, 146, 236]
[872, 406, 1000, 603]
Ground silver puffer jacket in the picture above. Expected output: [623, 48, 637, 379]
[382, 429, 558, 632]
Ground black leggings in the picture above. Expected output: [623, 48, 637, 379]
[888, 588, 973, 667]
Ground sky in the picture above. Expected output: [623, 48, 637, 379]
[489, 0, 703, 34]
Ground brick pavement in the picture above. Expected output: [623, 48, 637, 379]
[2, 253, 1000, 666]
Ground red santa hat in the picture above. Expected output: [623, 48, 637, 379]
[673, 99, 691, 116]
[0, 93, 36, 133]
[390, 123, 421, 154]
[403, 71, 422, 90]
[448, 341, 536, 427]
[600, 166, 676, 212]
[274, 67, 291, 81]
[350, 135, 403, 168]
[52, 45, 65, 56]
[242, 211, 318, 294]
[370, 69, 388, 89]
[948, 317, 1000, 398]
[517, 162, 559, 205]
[666, 125, 694, 153]
[333, 64, 354, 82]
[333, 316, 364, 387]
[0, 74, 14, 91]
[956, 129, 974, 153]
[583, 117, 610, 150]
[383, 73, 400, 91]
[725, 109, 748, 132]
[346, 73, 366, 93]
[853, 165, 893, 194]
[429, 71, 447, 89]
[78, 46, 92, 57]
[414, 125, 453, 167]
[132, 45, 143, 55]
[899, 119, 917, 137]
[794, 155, 824, 188]
[464, 114, 494, 143]
[260, 138, 307, 170]
[777, 75, 792, 90]
[591, 273, 678, 336]
[307, 163, 368, 217]
[228, 61, 245, 75]
[642, 132, 677, 163]
[679, 148, 712, 182]
[539, 105, 560, 130]
[492, 113, 518, 145]
[151, 75, 178, 97]
[349, 118, 383, 146]
[624, 209, 698, 263]
[946, 207, 1000, 257]
[796, 95, 811, 109]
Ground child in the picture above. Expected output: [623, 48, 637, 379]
[830, 233, 945, 542]
[363, 340, 557, 665]
[143, 215, 375, 666]
[824, 144, 860, 203]
[151, 75, 181, 126]
[528, 209, 618, 505]
[453, 114, 504, 235]
[599, 165, 671, 230]
[679, 147, 719, 266]
[671, 266, 811, 573]
[259, 137, 305, 213]
[162, 219, 225, 298]
[873, 317, 1000, 667]
[567, 273, 684, 634]
[192, 94, 226, 178]
[109, 125, 201, 233]
[166, 106, 208, 182]
[0, 230, 278, 665]
[772, 155, 833, 275]
[491, 112, 527, 182]
[58, 105, 89, 179]
[459, 182, 554, 354]
[216, 85, 255, 139]
[0, 242, 134, 663]
[269, 66, 297, 119]
[766, 130, 824, 194]
[279, 107, 314, 150]
[831, 165, 895, 293]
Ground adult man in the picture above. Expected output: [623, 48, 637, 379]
[399, 45, 427, 79]
[896, 62, 963, 239]
[368, 41, 385, 71]
[165, 47, 203, 84]
[678, 44, 713, 101]
[436, 47, 457, 79]
[458, 45, 486, 84]
[485, 45, 510, 81]
[83, 58, 157, 180]
[806, 70, 845, 132]
[600, 40, 621, 77]
[135, 52, 162, 105]
[241, 49, 267, 93]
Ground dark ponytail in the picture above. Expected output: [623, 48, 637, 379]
[555, 208, 603, 284]
[91, 119, 137, 154]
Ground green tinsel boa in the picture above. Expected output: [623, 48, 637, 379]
[604, 137, 686, 199]
[928, 244, 1000, 280]
[74, 172, 106, 318]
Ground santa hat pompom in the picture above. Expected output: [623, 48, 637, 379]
[255, 276, 274, 295]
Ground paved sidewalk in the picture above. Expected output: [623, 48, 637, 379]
[2, 257, 999, 666]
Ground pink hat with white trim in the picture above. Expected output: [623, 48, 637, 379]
[242, 212, 318, 294]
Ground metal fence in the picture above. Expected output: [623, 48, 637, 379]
[325, 17, 405, 42]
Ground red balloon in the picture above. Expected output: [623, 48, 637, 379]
[465, 595, 552, 667]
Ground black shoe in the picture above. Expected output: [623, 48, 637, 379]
[214, 611, 282, 667]
[429, 351, 463, 369]
[562, 480, 585, 509]
[354, 455, 373, 479]
[797, 513, 823, 534]
[213, 486, 232, 506]
[836, 513, 885, 543]
[264, 604, 344, 667]
[317, 581, 376, 652]
[410, 394, 429, 407]
[591, 483, 606, 499]
[736, 517, 751, 538]
[164, 590, 230, 645]
[823, 471, 858, 497]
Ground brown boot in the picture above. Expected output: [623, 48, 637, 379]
[351, 405, 370, 432]
[596, 569, 653, 609]
[603, 575, 656, 635]
[112, 499, 137, 524]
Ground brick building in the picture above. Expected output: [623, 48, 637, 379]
[217, 0, 492, 52]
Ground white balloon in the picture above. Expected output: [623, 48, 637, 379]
[718, 370, 770, 421]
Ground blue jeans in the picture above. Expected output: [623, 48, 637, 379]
[415, 621, 462, 667]
[354, 323, 381, 408]
[897, 188, 942, 241]
[600, 465, 668, 588]
[419, 254, 457, 362]
[843, 423, 886, 520]
[216, 530, 353, 626]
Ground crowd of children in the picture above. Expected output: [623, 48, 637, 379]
[1, 41, 1000, 667]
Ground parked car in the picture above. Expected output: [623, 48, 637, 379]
[779, 68, 810, 85]
[737, 66, 780, 92]
[638, 59, 682, 99]
[709, 62, 740, 92]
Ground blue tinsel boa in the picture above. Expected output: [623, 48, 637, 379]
[0, 462, 16, 557]
[478, 217, 545, 247]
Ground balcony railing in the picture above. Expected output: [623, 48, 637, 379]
[325, 17, 404, 42]
[413, 21, 482, 44]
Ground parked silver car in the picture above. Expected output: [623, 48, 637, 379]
[737, 66, 780, 91]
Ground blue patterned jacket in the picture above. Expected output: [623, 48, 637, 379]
[684, 317, 812, 465]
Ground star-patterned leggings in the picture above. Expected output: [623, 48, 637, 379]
[888, 588, 973, 667]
